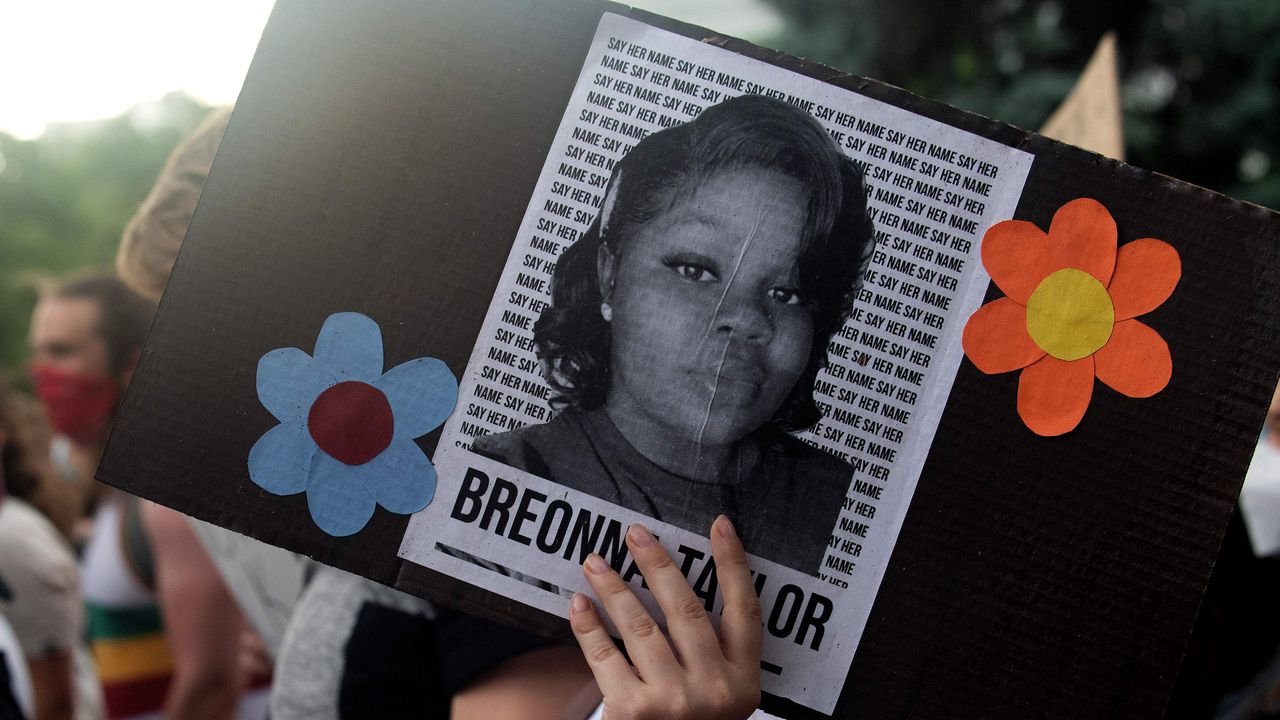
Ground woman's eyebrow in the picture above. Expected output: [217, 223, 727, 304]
[665, 208, 721, 228]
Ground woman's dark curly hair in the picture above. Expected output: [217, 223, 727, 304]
[534, 94, 874, 434]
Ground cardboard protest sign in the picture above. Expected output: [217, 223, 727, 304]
[99, 0, 1280, 716]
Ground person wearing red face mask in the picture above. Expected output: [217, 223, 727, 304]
[29, 273, 270, 720]
[29, 273, 153, 492]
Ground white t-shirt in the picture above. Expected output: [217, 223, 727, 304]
[1241, 437, 1280, 558]
[0, 497, 104, 720]
[0, 612, 33, 719]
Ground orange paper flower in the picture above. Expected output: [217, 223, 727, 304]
[962, 198, 1180, 436]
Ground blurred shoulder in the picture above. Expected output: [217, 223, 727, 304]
[0, 498, 75, 579]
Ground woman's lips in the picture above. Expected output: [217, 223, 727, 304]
[698, 358, 767, 401]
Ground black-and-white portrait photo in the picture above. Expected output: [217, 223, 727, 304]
[474, 94, 875, 574]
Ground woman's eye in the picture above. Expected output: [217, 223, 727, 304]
[768, 287, 804, 305]
[672, 263, 718, 282]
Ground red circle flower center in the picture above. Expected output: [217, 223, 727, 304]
[307, 381, 394, 465]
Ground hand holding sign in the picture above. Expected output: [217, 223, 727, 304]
[570, 516, 761, 720]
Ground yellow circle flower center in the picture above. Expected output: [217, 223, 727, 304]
[1025, 268, 1114, 361]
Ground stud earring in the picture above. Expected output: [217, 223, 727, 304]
[600, 302, 613, 322]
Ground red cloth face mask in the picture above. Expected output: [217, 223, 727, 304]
[30, 363, 120, 446]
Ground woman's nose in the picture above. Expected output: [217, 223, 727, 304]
[713, 288, 773, 343]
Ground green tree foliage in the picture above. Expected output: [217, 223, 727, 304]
[0, 93, 211, 381]
[759, 0, 1279, 209]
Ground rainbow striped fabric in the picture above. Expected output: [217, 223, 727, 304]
[86, 603, 172, 719]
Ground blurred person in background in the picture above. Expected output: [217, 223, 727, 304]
[4, 392, 78, 544]
[28, 275, 152, 546]
[28, 271, 267, 720]
[0, 379, 103, 720]
[28, 275, 150, 494]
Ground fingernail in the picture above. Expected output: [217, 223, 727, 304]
[628, 523, 657, 548]
[571, 593, 591, 614]
[584, 553, 610, 575]
[715, 514, 737, 539]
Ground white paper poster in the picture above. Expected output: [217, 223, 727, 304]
[401, 14, 1032, 712]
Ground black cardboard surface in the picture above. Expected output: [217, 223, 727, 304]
[100, 1, 1280, 717]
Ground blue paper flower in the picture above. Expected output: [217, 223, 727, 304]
[248, 312, 458, 536]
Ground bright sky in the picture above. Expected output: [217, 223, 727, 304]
[1, 0, 783, 140]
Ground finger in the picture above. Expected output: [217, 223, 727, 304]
[711, 515, 763, 668]
[625, 524, 723, 669]
[582, 552, 680, 682]
[569, 592, 639, 700]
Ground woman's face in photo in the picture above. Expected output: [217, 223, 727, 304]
[601, 166, 814, 448]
